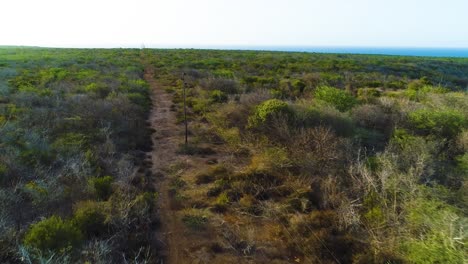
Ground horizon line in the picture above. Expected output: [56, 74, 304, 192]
[2, 45, 468, 58]
[2, 44, 468, 49]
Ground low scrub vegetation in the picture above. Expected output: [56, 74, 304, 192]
[1, 47, 467, 263]
[0, 48, 156, 263]
[145, 48, 467, 263]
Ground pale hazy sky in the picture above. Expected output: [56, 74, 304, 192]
[1, 0, 468, 48]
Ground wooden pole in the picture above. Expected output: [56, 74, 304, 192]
[183, 72, 188, 146]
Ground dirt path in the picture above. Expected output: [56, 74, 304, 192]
[143, 63, 289, 264]
[144, 65, 187, 264]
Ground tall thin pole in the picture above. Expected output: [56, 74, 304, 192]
[183, 72, 188, 146]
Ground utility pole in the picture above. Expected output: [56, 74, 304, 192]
[183, 72, 188, 147]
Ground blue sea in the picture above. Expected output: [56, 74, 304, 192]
[266, 46, 468, 58]
[157, 45, 468, 58]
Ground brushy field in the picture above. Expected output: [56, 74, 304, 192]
[147, 49, 467, 263]
[0, 47, 467, 263]
[0, 48, 157, 263]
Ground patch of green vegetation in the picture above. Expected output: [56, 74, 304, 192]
[408, 108, 466, 138]
[248, 99, 293, 128]
[182, 213, 208, 230]
[24, 216, 83, 252]
[72, 201, 108, 238]
[88, 176, 114, 201]
[314, 86, 357, 112]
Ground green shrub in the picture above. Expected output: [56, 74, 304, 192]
[202, 78, 238, 94]
[213, 192, 230, 212]
[24, 181, 49, 205]
[362, 191, 385, 226]
[408, 109, 466, 138]
[17, 85, 52, 96]
[357, 87, 381, 102]
[407, 79, 425, 91]
[365, 156, 380, 172]
[182, 213, 208, 230]
[402, 196, 465, 263]
[295, 103, 355, 137]
[270, 89, 287, 99]
[128, 79, 149, 94]
[23, 216, 83, 252]
[192, 97, 210, 114]
[88, 176, 114, 200]
[176, 143, 216, 155]
[0, 163, 7, 177]
[72, 201, 108, 237]
[314, 86, 357, 112]
[387, 80, 407, 89]
[127, 92, 150, 109]
[455, 153, 468, 174]
[275, 79, 306, 98]
[250, 147, 291, 171]
[52, 133, 86, 155]
[213, 69, 234, 78]
[195, 165, 228, 185]
[85, 83, 110, 97]
[209, 90, 228, 103]
[248, 99, 293, 128]
[404, 85, 448, 101]
[131, 192, 158, 216]
[216, 192, 229, 206]
[353, 127, 385, 149]
[76, 69, 98, 80]
[19, 147, 54, 167]
[292, 79, 306, 94]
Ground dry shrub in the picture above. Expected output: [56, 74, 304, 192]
[302, 72, 322, 90]
[265, 112, 295, 143]
[292, 126, 347, 174]
[195, 165, 229, 185]
[249, 147, 291, 172]
[200, 78, 239, 94]
[208, 102, 250, 130]
[238, 195, 261, 215]
[81, 239, 113, 264]
[0, 224, 18, 262]
[238, 170, 284, 200]
[351, 104, 393, 131]
[217, 221, 257, 256]
[206, 90, 273, 150]
[238, 89, 272, 107]
[336, 198, 361, 229]
[293, 100, 355, 137]
[288, 210, 355, 262]
[320, 175, 344, 209]
[106, 186, 156, 230]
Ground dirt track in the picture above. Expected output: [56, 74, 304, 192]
[144, 64, 252, 264]
[144, 65, 186, 264]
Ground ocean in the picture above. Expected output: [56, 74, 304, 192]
[266, 46, 468, 58]
[160, 45, 468, 58]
